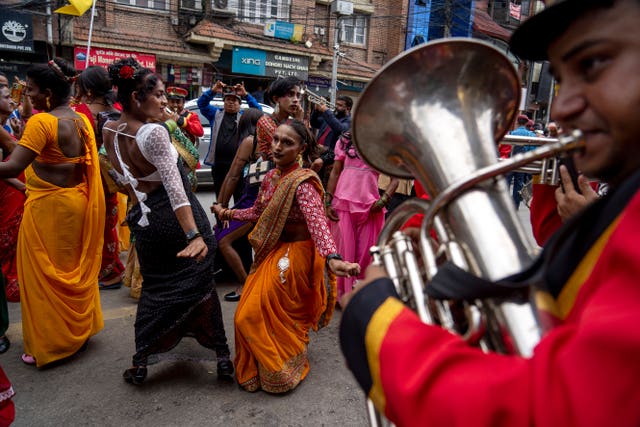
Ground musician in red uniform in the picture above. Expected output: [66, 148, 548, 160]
[339, 1, 640, 426]
[165, 86, 203, 144]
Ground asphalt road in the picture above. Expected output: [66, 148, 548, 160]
[2, 187, 535, 426]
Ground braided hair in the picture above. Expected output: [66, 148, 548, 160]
[107, 57, 158, 112]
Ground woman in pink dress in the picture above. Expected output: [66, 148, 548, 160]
[324, 131, 397, 300]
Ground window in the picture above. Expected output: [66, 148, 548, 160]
[181, 0, 202, 10]
[238, 0, 290, 24]
[340, 15, 367, 45]
[115, 0, 168, 10]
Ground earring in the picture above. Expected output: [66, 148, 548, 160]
[296, 153, 303, 167]
[46, 96, 51, 110]
[136, 101, 141, 109]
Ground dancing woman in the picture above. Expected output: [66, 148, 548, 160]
[102, 58, 232, 385]
[0, 58, 105, 367]
[212, 120, 360, 393]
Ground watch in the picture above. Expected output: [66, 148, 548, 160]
[185, 229, 201, 243]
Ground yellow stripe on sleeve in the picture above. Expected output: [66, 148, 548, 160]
[365, 298, 405, 413]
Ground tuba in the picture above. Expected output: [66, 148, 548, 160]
[351, 39, 582, 426]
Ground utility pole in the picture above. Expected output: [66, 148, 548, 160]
[329, 0, 353, 106]
[46, 2, 54, 58]
[330, 17, 341, 106]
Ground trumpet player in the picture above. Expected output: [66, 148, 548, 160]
[310, 95, 352, 184]
[340, 1, 640, 426]
[165, 86, 204, 145]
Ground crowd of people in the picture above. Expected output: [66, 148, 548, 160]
[1, 0, 639, 424]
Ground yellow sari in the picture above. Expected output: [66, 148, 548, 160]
[17, 113, 105, 367]
[234, 168, 337, 392]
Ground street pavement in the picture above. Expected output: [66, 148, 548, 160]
[2, 187, 536, 427]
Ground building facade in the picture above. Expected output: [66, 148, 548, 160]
[1, 0, 549, 117]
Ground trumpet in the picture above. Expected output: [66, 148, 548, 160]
[302, 86, 335, 110]
[351, 38, 583, 427]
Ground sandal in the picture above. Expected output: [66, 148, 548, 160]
[123, 366, 147, 385]
[21, 353, 36, 365]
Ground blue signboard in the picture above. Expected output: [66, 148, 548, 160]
[232, 47, 266, 76]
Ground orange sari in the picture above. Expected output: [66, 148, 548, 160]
[17, 113, 105, 367]
[234, 168, 337, 393]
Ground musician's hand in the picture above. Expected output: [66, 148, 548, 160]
[555, 165, 598, 222]
[329, 259, 360, 278]
[177, 236, 208, 261]
[340, 264, 388, 309]
[315, 103, 329, 113]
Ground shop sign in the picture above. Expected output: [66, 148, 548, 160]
[337, 79, 366, 92]
[263, 20, 303, 42]
[74, 46, 156, 71]
[306, 76, 331, 88]
[232, 47, 308, 80]
[0, 10, 34, 53]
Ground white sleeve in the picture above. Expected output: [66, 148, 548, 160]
[137, 124, 190, 211]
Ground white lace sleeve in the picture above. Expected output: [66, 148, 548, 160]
[137, 124, 190, 211]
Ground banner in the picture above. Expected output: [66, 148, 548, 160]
[74, 46, 156, 71]
[0, 9, 34, 53]
[55, 0, 94, 17]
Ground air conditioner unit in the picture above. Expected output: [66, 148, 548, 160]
[180, 0, 202, 10]
[213, 0, 228, 9]
[330, 0, 353, 16]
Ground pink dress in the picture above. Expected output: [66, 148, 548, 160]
[330, 140, 384, 298]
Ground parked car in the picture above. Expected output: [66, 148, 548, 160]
[184, 98, 274, 186]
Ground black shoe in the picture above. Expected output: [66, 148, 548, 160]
[217, 359, 234, 377]
[224, 291, 241, 302]
[123, 366, 147, 385]
[0, 336, 9, 354]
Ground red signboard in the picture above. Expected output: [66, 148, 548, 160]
[74, 46, 156, 71]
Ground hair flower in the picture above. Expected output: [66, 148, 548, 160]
[119, 65, 135, 79]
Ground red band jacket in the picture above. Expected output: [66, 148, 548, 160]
[340, 170, 640, 427]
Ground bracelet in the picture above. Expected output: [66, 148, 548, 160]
[326, 253, 343, 264]
[222, 208, 235, 221]
[185, 229, 201, 243]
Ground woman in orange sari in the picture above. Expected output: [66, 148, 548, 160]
[0, 58, 105, 367]
[212, 120, 360, 393]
